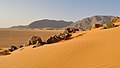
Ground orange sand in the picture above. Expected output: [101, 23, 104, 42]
[0, 23, 120, 68]
[0, 29, 62, 48]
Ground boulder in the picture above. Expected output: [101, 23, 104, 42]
[46, 37, 53, 44]
[64, 28, 79, 33]
[46, 35, 60, 44]
[57, 32, 72, 40]
[92, 23, 103, 28]
[64, 28, 73, 33]
[9, 45, 18, 52]
[73, 28, 79, 33]
[25, 36, 43, 46]
[18, 45, 24, 48]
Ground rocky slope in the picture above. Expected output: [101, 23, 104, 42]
[68, 15, 120, 30]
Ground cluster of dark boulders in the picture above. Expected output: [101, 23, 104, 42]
[1, 28, 79, 54]
[102, 22, 115, 29]
[91, 17, 120, 30]
[24, 28, 79, 48]
[0, 45, 24, 55]
[3, 35, 44, 52]
[46, 32, 71, 44]
[0, 46, 17, 55]
[101, 18, 119, 29]
[46, 28, 79, 44]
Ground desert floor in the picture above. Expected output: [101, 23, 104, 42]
[0, 22, 120, 68]
[0, 29, 63, 48]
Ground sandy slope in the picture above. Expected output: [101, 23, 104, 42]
[1, 23, 120, 68]
[0, 29, 62, 48]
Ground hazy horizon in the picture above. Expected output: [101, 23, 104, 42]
[0, 0, 120, 28]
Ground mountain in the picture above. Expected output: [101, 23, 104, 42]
[10, 16, 120, 30]
[28, 19, 73, 28]
[10, 25, 28, 29]
[68, 15, 120, 30]
[10, 19, 73, 29]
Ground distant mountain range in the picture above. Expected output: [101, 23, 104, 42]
[10, 15, 120, 30]
[68, 15, 119, 30]
[28, 19, 73, 28]
[10, 19, 73, 29]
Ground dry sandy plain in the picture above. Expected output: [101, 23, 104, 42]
[0, 29, 63, 48]
[0, 22, 120, 68]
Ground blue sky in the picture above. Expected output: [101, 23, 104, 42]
[0, 0, 120, 27]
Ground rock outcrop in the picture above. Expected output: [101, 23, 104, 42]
[68, 15, 120, 30]
[101, 17, 120, 29]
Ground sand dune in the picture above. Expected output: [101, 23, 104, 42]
[0, 23, 120, 68]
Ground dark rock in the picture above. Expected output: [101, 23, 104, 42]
[9, 49, 14, 52]
[64, 28, 79, 33]
[25, 36, 43, 46]
[9, 45, 18, 52]
[46, 36, 59, 44]
[57, 32, 72, 40]
[18, 45, 24, 48]
[0, 50, 11, 55]
[92, 23, 103, 28]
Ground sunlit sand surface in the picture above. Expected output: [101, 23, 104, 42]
[0, 22, 120, 68]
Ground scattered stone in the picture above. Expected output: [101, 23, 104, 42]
[0, 49, 10, 55]
[101, 17, 120, 29]
[102, 22, 115, 29]
[111, 17, 120, 23]
[9, 45, 18, 52]
[5, 28, 79, 50]
[92, 23, 103, 28]
[64, 28, 79, 33]
[18, 45, 24, 48]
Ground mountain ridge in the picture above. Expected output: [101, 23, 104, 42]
[68, 15, 120, 30]
[10, 15, 120, 30]
[10, 19, 73, 29]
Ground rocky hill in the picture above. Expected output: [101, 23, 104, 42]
[10, 19, 73, 29]
[68, 16, 120, 30]
[28, 19, 73, 28]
